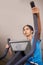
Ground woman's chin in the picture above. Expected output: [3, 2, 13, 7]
[26, 35, 29, 37]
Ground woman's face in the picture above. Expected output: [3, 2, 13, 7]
[23, 26, 32, 37]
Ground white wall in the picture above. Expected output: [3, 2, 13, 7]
[0, 0, 43, 54]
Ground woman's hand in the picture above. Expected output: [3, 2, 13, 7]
[5, 44, 10, 48]
[32, 7, 40, 14]
[5, 44, 12, 55]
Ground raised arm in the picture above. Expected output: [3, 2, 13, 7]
[32, 7, 41, 39]
[30, 1, 41, 39]
[37, 13, 41, 38]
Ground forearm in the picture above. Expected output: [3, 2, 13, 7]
[33, 14, 38, 32]
[33, 13, 41, 39]
[8, 48, 13, 55]
[37, 13, 41, 38]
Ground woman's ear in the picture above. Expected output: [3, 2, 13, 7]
[31, 31, 33, 34]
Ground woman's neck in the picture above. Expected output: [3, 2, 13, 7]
[27, 34, 33, 41]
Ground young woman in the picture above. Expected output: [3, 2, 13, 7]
[13, 7, 42, 65]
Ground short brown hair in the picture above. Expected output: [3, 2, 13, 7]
[23, 24, 34, 34]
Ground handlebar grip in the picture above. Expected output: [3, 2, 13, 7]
[7, 38, 11, 48]
[7, 38, 11, 45]
[30, 1, 35, 8]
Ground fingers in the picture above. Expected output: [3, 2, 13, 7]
[5, 44, 9, 48]
[32, 7, 40, 14]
